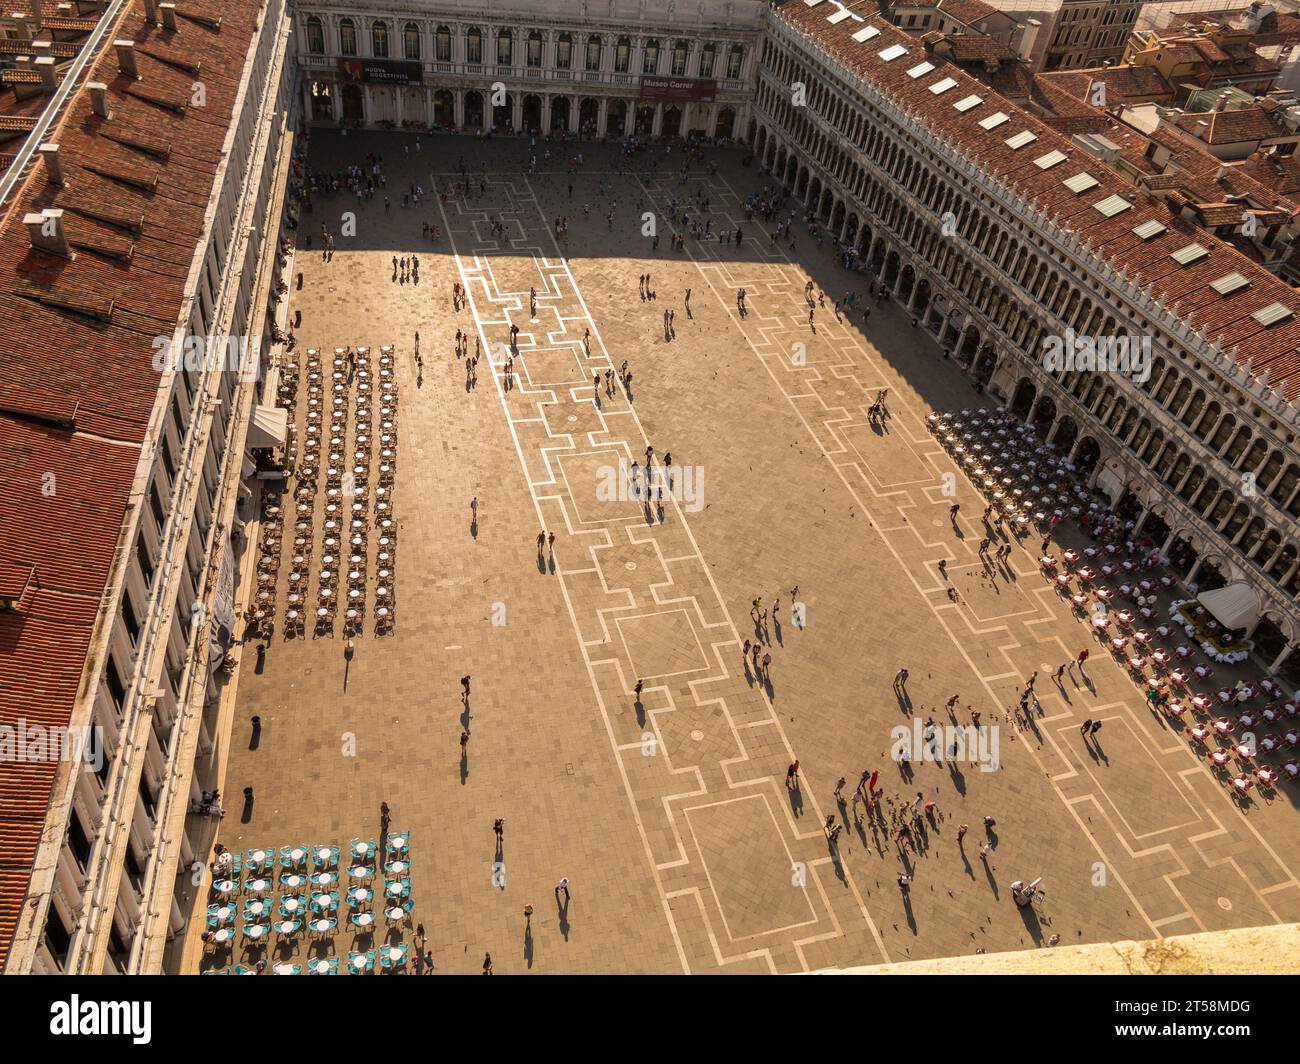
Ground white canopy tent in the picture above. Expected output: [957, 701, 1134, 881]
[1196, 583, 1261, 632]
[246, 404, 289, 449]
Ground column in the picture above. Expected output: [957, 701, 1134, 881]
[1269, 644, 1294, 674]
[597, 97, 608, 136]
[454, 89, 464, 128]
[907, 278, 925, 314]
[542, 95, 552, 132]
[652, 102, 664, 136]
[513, 94, 522, 132]
[396, 88, 404, 127]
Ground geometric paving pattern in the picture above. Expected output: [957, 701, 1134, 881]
[438, 177, 888, 972]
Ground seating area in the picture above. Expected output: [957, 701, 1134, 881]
[930, 408, 1300, 805]
[253, 344, 400, 640]
[200, 833, 416, 974]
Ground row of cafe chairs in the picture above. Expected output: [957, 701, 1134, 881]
[203, 833, 416, 971]
[932, 408, 1300, 803]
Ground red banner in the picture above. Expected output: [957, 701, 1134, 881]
[639, 76, 716, 102]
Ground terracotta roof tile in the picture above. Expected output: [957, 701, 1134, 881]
[1175, 107, 1282, 145]
[1038, 65, 1174, 104]
[0, 0, 267, 973]
[773, 2, 1300, 404]
[936, 0, 998, 25]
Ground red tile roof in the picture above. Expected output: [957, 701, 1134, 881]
[1037, 65, 1175, 104]
[936, 0, 998, 26]
[0, 0, 266, 973]
[1175, 106, 1284, 146]
[932, 33, 1015, 64]
[774, 1, 1300, 402]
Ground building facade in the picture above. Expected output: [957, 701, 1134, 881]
[994, 0, 1149, 71]
[753, 1, 1300, 680]
[293, 0, 766, 140]
[0, 0, 297, 973]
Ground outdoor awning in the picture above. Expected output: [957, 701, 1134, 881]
[1196, 582, 1260, 632]
[247, 404, 288, 449]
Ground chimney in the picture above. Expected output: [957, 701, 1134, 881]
[34, 56, 56, 92]
[1197, 119, 1210, 139]
[15, 54, 31, 70]
[115, 39, 137, 79]
[30, 0, 43, 29]
[1018, 18, 1042, 65]
[88, 81, 110, 117]
[23, 209, 69, 257]
[10, 13, 30, 40]
[160, 3, 176, 30]
[39, 143, 64, 185]
[143, 0, 158, 22]
[1214, 92, 1230, 112]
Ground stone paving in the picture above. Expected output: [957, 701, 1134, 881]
[186, 131, 1300, 975]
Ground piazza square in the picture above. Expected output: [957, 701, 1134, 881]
[176, 130, 1300, 976]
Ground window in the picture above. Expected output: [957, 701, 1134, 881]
[106, 657, 126, 713]
[306, 15, 324, 54]
[436, 25, 453, 62]
[372, 20, 389, 58]
[43, 909, 71, 970]
[699, 42, 716, 77]
[727, 44, 743, 79]
[136, 537, 154, 590]
[467, 27, 482, 65]
[121, 592, 139, 647]
[497, 29, 512, 66]
[406, 23, 422, 61]
[672, 40, 688, 76]
[557, 33, 572, 69]
[615, 36, 630, 73]
[340, 18, 357, 56]
[149, 481, 166, 530]
[585, 35, 601, 71]
[643, 38, 660, 75]
[527, 30, 543, 68]
[67, 812, 91, 871]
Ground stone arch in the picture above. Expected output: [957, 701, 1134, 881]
[718, 106, 738, 140]
[464, 90, 484, 129]
[433, 88, 454, 127]
[1032, 395, 1057, 437]
[522, 94, 542, 133]
[1073, 436, 1102, 478]
[1010, 378, 1036, 420]
[1052, 414, 1079, 454]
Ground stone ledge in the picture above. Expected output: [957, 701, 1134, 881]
[816, 924, 1300, 975]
